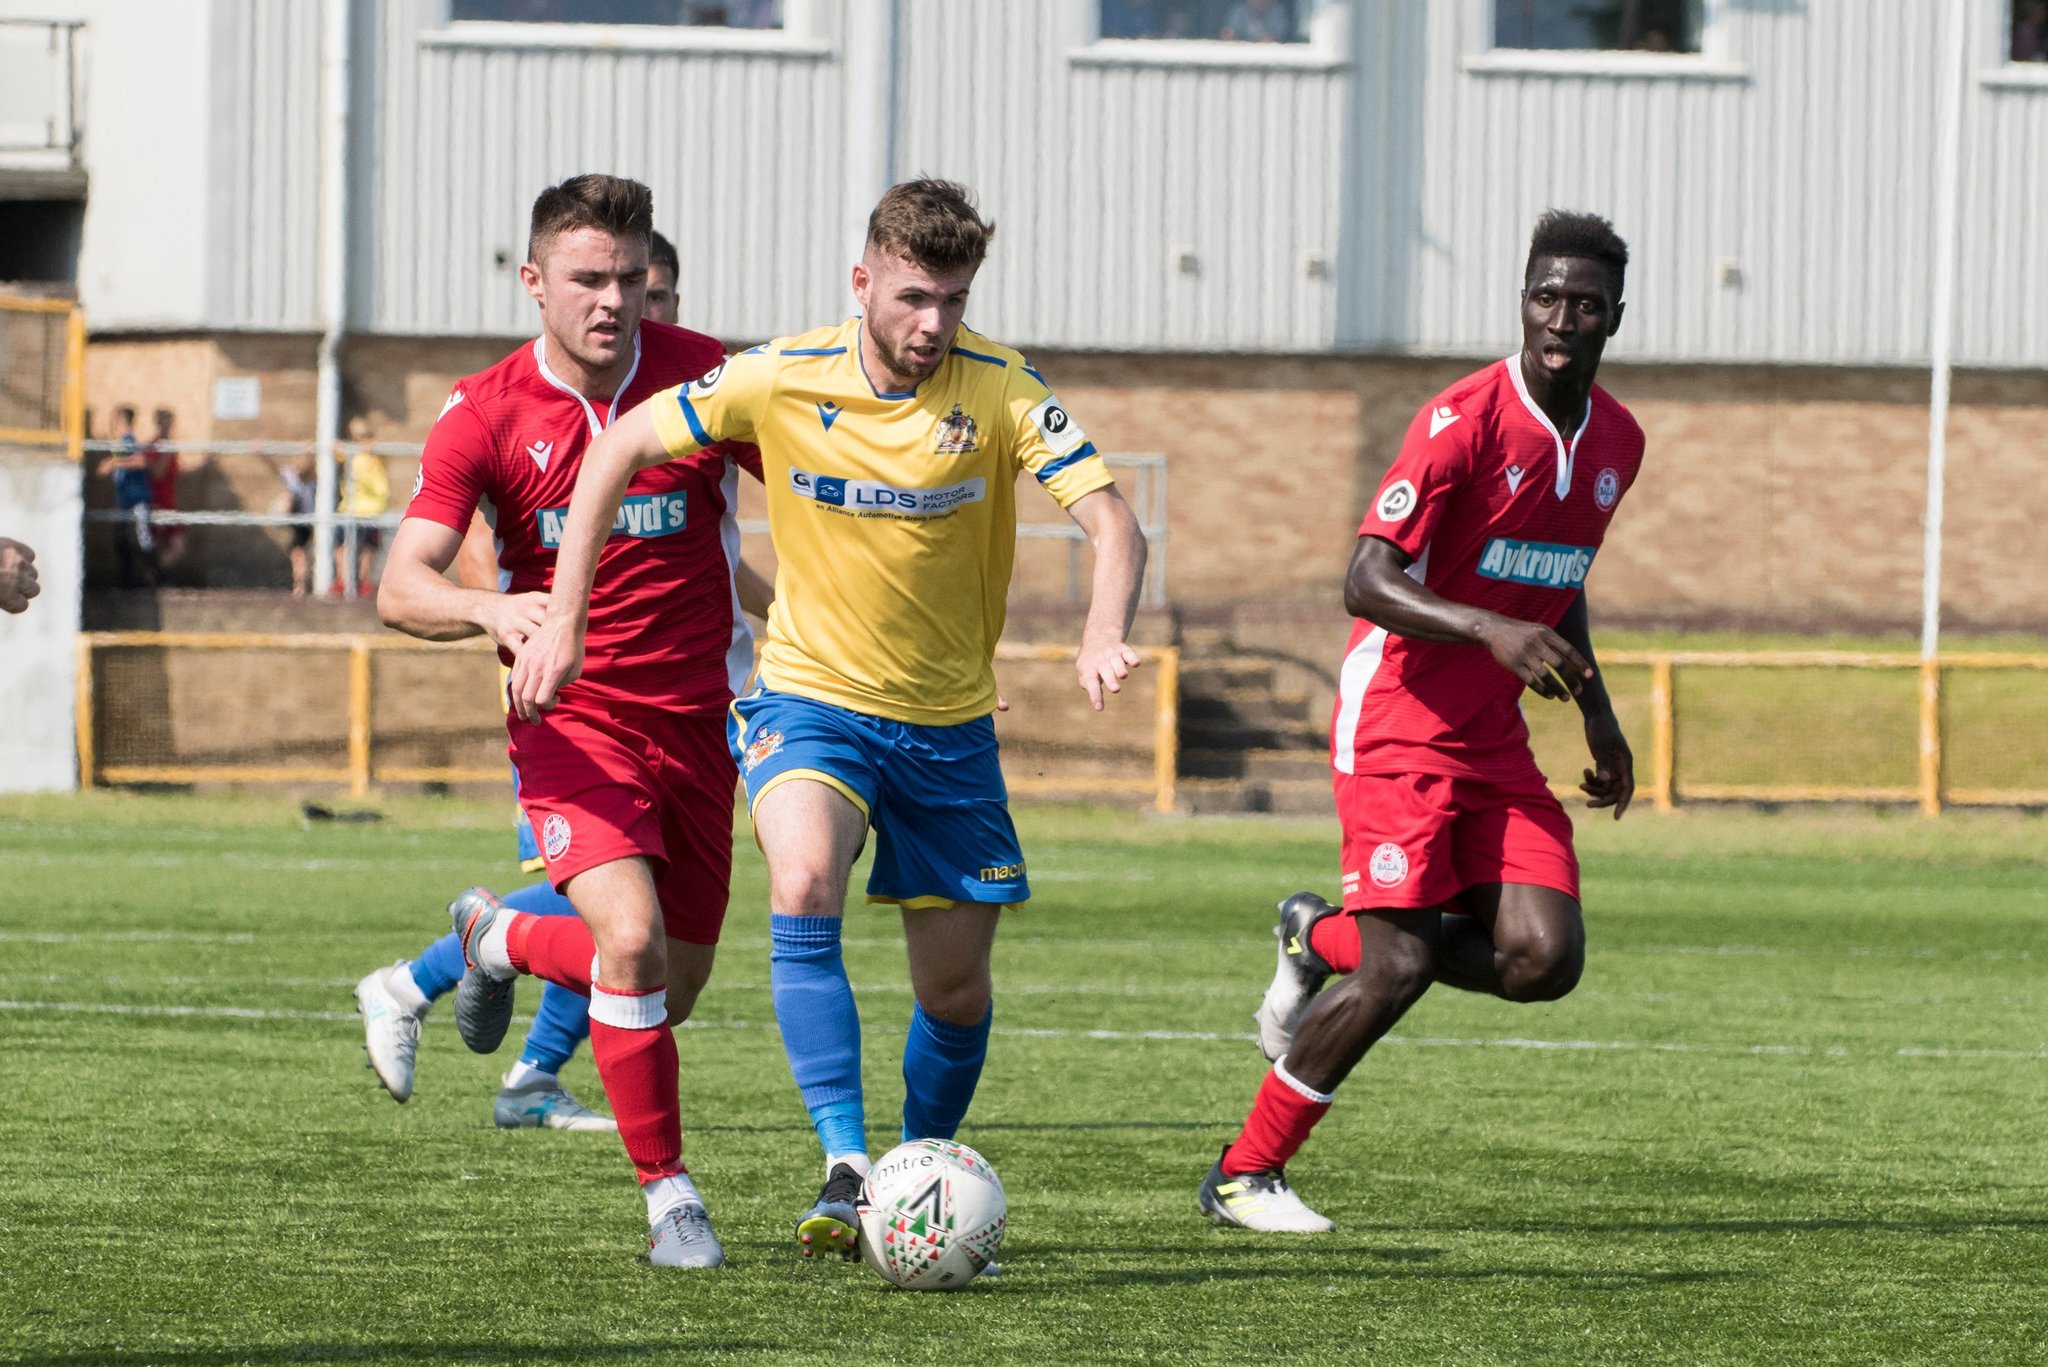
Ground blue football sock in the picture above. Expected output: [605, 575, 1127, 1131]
[407, 932, 467, 1001]
[901, 1001, 992, 1143]
[770, 913, 867, 1159]
[503, 881, 589, 1072]
[520, 983, 589, 1075]
[502, 880, 579, 920]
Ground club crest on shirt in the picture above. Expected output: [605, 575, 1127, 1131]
[1369, 842, 1409, 888]
[541, 814, 572, 861]
[933, 404, 980, 455]
[743, 728, 785, 773]
[1594, 467, 1621, 510]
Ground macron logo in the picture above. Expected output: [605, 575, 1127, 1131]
[816, 402, 841, 433]
[1505, 464, 1526, 495]
[525, 440, 553, 472]
[1429, 405, 1461, 439]
[437, 389, 465, 420]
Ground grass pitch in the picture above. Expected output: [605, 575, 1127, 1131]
[0, 794, 2044, 1365]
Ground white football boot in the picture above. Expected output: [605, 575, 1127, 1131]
[492, 1074, 618, 1132]
[1198, 1151, 1335, 1234]
[354, 963, 425, 1103]
[1253, 892, 1342, 1063]
[647, 1201, 726, 1268]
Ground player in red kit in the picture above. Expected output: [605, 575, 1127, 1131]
[1199, 211, 1643, 1232]
[377, 174, 761, 1268]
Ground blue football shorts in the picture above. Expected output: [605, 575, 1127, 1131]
[728, 685, 1028, 911]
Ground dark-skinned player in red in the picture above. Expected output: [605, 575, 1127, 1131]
[1200, 211, 1643, 1232]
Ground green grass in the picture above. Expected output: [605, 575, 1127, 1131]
[1, 793, 2045, 1365]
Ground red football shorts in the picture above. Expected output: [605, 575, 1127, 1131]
[1334, 769, 1579, 911]
[506, 703, 736, 945]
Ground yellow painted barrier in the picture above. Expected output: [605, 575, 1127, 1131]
[0, 294, 85, 458]
[1598, 648, 2048, 817]
[77, 633, 1185, 813]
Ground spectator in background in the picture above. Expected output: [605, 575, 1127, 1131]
[280, 454, 318, 597]
[2016, 1, 2047, 62]
[1222, 0, 1293, 42]
[335, 418, 390, 597]
[95, 405, 162, 588]
[647, 230, 681, 325]
[145, 409, 187, 576]
[0, 538, 38, 613]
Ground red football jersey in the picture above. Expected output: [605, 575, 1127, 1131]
[1333, 358, 1646, 781]
[405, 321, 758, 714]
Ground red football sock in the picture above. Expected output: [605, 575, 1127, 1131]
[1222, 1065, 1334, 1175]
[588, 982, 684, 1183]
[1307, 911, 1361, 974]
[506, 913, 596, 994]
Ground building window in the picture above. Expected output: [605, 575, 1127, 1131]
[1098, 0, 1306, 44]
[448, 0, 782, 28]
[2016, 0, 2048, 63]
[1492, 0, 1700, 54]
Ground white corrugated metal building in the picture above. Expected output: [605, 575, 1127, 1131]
[5, 0, 2046, 630]
[7, 0, 2044, 366]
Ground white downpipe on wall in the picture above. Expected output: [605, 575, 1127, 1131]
[1919, 0, 1969, 661]
[842, 0, 899, 270]
[311, 0, 352, 596]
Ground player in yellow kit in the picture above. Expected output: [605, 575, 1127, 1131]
[512, 180, 1148, 1266]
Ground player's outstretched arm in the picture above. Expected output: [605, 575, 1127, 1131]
[377, 517, 547, 646]
[1556, 590, 1633, 819]
[1344, 536, 1592, 703]
[508, 402, 671, 722]
[1065, 486, 1148, 711]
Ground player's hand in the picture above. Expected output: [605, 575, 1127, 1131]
[0, 538, 40, 614]
[1475, 615, 1593, 702]
[1580, 708, 1634, 820]
[475, 590, 549, 652]
[1076, 635, 1142, 712]
[507, 612, 585, 724]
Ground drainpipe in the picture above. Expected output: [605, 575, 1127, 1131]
[842, 0, 899, 267]
[312, 0, 352, 596]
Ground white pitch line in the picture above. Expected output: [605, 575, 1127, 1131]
[0, 997, 2041, 1062]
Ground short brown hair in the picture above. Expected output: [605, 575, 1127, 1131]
[527, 174, 654, 263]
[865, 178, 995, 274]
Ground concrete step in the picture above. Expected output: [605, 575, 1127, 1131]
[1182, 689, 1317, 730]
[1181, 747, 1330, 782]
[1179, 721, 1325, 752]
[1178, 657, 1278, 691]
[1178, 777, 1336, 817]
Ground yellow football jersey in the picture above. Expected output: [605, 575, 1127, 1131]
[648, 317, 1115, 725]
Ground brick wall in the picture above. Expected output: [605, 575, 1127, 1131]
[83, 331, 2048, 631]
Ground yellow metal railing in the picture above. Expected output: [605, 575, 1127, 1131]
[1601, 649, 2048, 817]
[76, 634, 1185, 814]
[0, 294, 85, 460]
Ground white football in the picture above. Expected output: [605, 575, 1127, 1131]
[856, 1139, 1007, 1291]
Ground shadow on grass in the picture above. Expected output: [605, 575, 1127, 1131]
[1453, 1215, 2048, 1237]
[1073, 1265, 1753, 1288]
[689, 1119, 1216, 1135]
[17, 1347, 780, 1366]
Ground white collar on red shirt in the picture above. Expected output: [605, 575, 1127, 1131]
[1503, 355, 1592, 501]
[532, 330, 643, 439]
